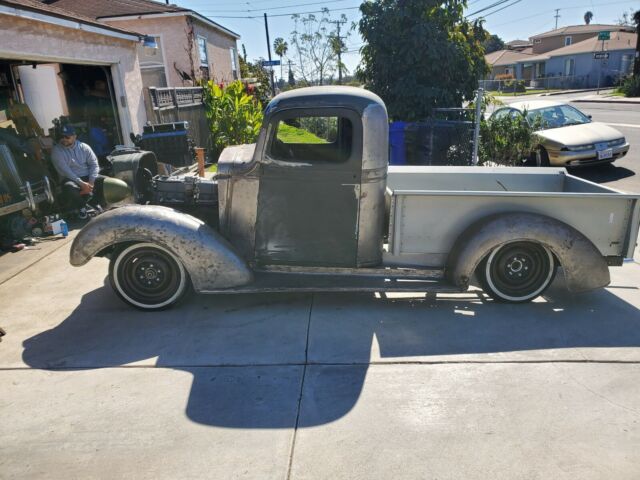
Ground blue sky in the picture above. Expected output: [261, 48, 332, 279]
[177, 0, 640, 79]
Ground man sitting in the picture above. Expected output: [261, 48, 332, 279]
[51, 125, 104, 213]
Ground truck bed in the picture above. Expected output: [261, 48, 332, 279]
[384, 166, 640, 268]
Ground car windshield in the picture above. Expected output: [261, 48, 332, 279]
[526, 104, 591, 129]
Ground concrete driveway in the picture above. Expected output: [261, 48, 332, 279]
[1, 243, 640, 479]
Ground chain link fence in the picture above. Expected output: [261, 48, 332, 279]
[389, 90, 483, 166]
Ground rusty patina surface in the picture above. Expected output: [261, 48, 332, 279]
[445, 212, 610, 293]
[69, 205, 253, 292]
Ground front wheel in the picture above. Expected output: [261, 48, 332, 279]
[109, 243, 189, 310]
[478, 241, 556, 303]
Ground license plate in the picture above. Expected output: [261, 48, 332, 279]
[598, 148, 613, 160]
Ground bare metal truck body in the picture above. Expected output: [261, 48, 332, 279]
[70, 87, 640, 310]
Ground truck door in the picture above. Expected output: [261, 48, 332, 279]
[254, 108, 362, 267]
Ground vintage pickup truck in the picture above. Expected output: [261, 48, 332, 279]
[69, 87, 640, 310]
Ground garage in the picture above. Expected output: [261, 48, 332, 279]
[0, 0, 148, 247]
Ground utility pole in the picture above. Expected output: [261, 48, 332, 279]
[554, 9, 560, 29]
[330, 19, 347, 84]
[263, 13, 275, 96]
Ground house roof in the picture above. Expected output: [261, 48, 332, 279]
[485, 48, 534, 67]
[41, 0, 240, 39]
[0, 0, 142, 38]
[521, 31, 638, 63]
[506, 39, 531, 47]
[40, 0, 188, 19]
[530, 24, 635, 40]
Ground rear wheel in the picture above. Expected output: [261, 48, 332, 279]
[109, 243, 189, 310]
[478, 241, 556, 303]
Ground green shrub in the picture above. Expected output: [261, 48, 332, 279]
[479, 112, 540, 166]
[202, 81, 264, 159]
[617, 75, 640, 97]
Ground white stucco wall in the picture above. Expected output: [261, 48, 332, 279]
[0, 14, 146, 143]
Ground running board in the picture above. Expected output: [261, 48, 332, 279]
[199, 271, 462, 294]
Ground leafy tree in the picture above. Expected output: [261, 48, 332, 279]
[273, 37, 289, 82]
[239, 56, 271, 106]
[289, 9, 353, 85]
[617, 8, 636, 26]
[358, 0, 489, 121]
[584, 11, 593, 25]
[202, 81, 263, 159]
[483, 34, 504, 53]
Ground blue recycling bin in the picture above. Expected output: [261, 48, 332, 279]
[389, 121, 407, 165]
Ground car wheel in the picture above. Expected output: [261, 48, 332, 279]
[534, 147, 550, 167]
[478, 241, 556, 303]
[109, 242, 189, 310]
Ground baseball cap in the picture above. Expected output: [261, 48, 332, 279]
[61, 125, 76, 136]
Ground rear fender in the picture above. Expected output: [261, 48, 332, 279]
[446, 212, 610, 293]
[70, 205, 253, 291]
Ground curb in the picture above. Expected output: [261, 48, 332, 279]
[541, 88, 613, 96]
[573, 99, 640, 105]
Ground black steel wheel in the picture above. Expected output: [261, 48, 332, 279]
[479, 241, 556, 303]
[534, 146, 550, 167]
[109, 243, 189, 310]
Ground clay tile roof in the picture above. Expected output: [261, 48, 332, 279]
[0, 0, 142, 36]
[39, 0, 187, 20]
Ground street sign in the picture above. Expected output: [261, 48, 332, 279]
[261, 60, 281, 67]
[593, 52, 610, 60]
[597, 31, 610, 41]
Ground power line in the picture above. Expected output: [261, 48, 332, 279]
[479, 0, 523, 19]
[208, 6, 360, 19]
[198, 0, 353, 14]
[467, 0, 514, 17]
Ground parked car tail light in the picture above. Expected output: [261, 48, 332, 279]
[608, 138, 626, 147]
[565, 144, 594, 152]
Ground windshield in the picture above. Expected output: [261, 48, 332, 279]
[526, 104, 591, 129]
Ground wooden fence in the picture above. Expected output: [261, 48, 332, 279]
[145, 87, 209, 151]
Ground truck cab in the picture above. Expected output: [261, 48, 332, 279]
[216, 86, 388, 269]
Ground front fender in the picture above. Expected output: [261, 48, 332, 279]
[446, 212, 610, 294]
[70, 205, 253, 291]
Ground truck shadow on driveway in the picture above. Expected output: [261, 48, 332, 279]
[21, 276, 640, 428]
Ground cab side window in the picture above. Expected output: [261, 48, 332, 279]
[268, 115, 353, 163]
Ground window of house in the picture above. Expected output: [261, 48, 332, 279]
[534, 39, 542, 44]
[230, 48, 238, 80]
[564, 58, 575, 76]
[564, 36, 572, 46]
[136, 35, 167, 87]
[268, 115, 353, 163]
[197, 36, 208, 67]
[535, 62, 545, 78]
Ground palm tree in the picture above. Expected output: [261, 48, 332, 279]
[273, 37, 288, 83]
[584, 11, 593, 25]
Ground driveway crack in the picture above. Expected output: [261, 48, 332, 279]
[285, 293, 313, 480]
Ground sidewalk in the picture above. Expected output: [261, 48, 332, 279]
[1, 241, 640, 479]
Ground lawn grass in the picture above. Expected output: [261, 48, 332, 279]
[277, 124, 328, 144]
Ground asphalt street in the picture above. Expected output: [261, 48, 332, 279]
[498, 91, 640, 193]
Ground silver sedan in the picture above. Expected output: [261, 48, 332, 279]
[491, 100, 630, 167]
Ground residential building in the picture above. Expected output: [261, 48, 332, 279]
[0, 0, 147, 147]
[485, 24, 638, 89]
[521, 31, 637, 88]
[530, 24, 635, 55]
[40, 0, 241, 89]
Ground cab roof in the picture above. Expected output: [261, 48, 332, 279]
[265, 86, 386, 116]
